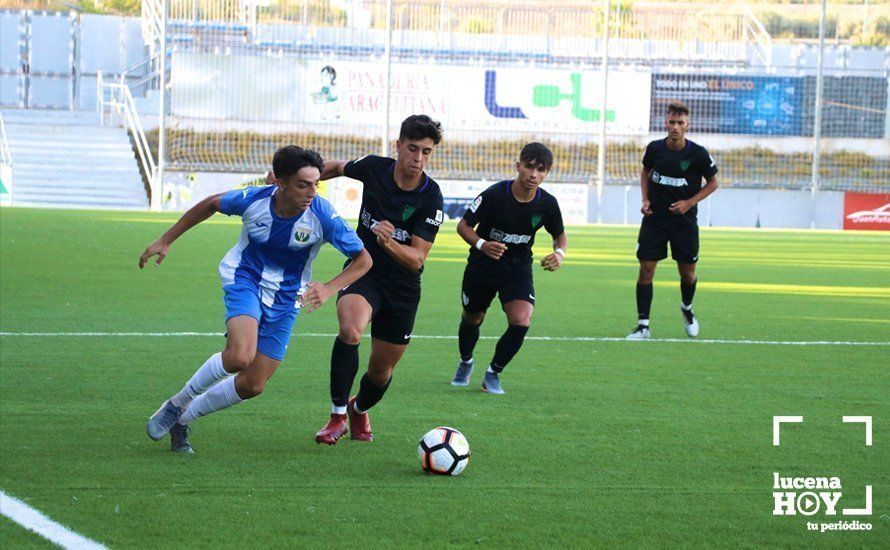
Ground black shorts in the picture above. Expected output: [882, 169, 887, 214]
[461, 262, 535, 314]
[636, 216, 699, 264]
[338, 273, 419, 345]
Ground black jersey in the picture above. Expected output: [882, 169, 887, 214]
[343, 155, 443, 291]
[463, 180, 564, 272]
[642, 138, 718, 224]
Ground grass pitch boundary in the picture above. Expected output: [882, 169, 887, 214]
[0, 491, 106, 549]
[1, 332, 887, 346]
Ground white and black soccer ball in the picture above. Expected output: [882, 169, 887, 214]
[418, 426, 470, 476]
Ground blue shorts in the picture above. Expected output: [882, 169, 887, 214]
[222, 283, 299, 361]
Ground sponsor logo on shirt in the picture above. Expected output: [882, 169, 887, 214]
[402, 204, 416, 221]
[425, 209, 445, 227]
[531, 214, 543, 228]
[680, 160, 691, 171]
[651, 170, 688, 187]
[490, 228, 531, 244]
[469, 196, 482, 213]
[361, 209, 411, 242]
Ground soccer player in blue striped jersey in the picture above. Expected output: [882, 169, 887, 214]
[140, 146, 372, 453]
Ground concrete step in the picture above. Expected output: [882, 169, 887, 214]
[9, 146, 136, 160]
[16, 178, 145, 193]
[1, 109, 103, 125]
[9, 199, 149, 211]
[12, 189, 148, 205]
[15, 164, 140, 176]
[7, 133, 134, 148]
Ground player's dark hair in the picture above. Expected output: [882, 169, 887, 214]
[399, 114, 443, 145]
[321, 65, 336, 83]
[667, 101, 690, 116]
[272, 146, 324, 182]
[519, 142, 553, 171]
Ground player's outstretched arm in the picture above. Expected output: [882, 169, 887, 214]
[541, 232, 567, 272]
[320, 160, 347, 180]
[669, 175, 719, 215]
[301, 249, 372, 313]
[456, 218, 505, 261]
[138, 193, 223, 269]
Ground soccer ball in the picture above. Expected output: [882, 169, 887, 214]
[418, 426, 470, 476]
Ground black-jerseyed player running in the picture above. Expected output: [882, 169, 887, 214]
[315, 115, 445, 444]
[627, 101, 719, 340]
[451, 143, 567, 394]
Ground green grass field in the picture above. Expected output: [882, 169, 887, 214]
[1, 207, 888, 548]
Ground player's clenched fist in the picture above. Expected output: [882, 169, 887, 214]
[481, 240, 506, 260]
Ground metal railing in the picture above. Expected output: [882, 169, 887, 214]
[0, 112, 12, 206]
[744, 6, 772, 66]
[97, 70, 160, 211]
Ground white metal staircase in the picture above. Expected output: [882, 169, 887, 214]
[0, 109, 149, 210]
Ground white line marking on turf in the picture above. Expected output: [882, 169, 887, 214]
[0, 491, 106, 549]
[0, 332, 887, 346]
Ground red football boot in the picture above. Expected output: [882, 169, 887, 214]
[315, 413, 347, 445]
[347, 396, 373, 441]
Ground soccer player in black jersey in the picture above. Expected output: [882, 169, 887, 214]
[314, 115, 445, 444]
[627, 101, 719, 340]
[450, 143, 567, 394]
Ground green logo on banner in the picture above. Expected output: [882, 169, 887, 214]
[680, 160, 691, 172]
[402, 205, 416, 221]
[531, 214, 543, 228]
[532, 73, 616, 123]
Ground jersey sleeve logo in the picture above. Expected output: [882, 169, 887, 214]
[709, 155, 716, 167]
[469, 196, 482, 213]
[425, 209, 444, 227]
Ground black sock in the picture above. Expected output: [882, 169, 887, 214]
[636, 283, 653, 321]
[458, 318, 481, 361]
[355, 373, 391, 412]
[490, 324, 529, 373]
[330, 337, 359, 408]
[681, 279, 697, 307]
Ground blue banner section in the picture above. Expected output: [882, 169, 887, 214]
[650, 74, 803, 136]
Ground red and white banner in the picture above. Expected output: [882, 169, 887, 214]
[843, 193, 890, 231]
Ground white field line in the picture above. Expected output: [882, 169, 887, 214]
[0, 332, 887, 346]
[0, 491, 106, 549]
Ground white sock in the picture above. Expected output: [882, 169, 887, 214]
[460, 357, 474, 365]
[352, 400, 367, 415]
[332, 405, 347, 415]
[486, 366, 497, 374]
[170, 352, 230, 409]
[637, 319, 650, 327]
[179, 375, 244, 425]
[680, 302, 693, 311]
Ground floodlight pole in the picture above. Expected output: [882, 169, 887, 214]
[155, 0, 168, 212]
[381, 0, 394, 157]
[810, 0, 826, 229]
[596, 0, 611, 224]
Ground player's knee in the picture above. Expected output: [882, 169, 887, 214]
[338, 326, 363, 345]
[222, 348, 254, 372]
[462, 311, 485, 325]
[508, 315, 531, 327]
[638, 269, 655, 285]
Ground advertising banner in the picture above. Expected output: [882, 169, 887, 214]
[303, 61, 651, 136]
[650, 74, 802, 136]
[843, 193, 890, 231]
[330, 178, 588, 225]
